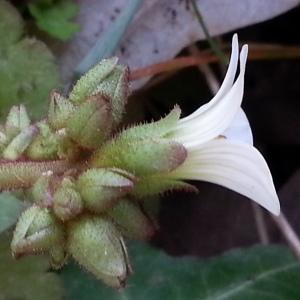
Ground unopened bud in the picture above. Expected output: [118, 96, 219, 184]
[90, 138, 187, 176]
[66, 94, 113, 149]
[67, 216, 132, 289]
[11, 205, 64, 258]
[76, 168, 134, 213]
[48, 90, 75, 130]
[3, 125, 39, 160]
[25, 120, 59, 160]
[109, 198, 156, 240]
[5, 105, 31, 140]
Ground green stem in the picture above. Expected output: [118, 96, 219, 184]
[0, 160, 72, 191]
[190, 0, 228, 66]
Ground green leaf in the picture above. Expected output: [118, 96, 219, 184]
[0, 192, 25, 233]
[0, 233, 64, 300]
[0, 1, 61, 120]
[61, 241, 300, 300]
[28, 1, 80, 41]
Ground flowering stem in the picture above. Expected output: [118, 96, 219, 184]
[0, 160, 72, 191]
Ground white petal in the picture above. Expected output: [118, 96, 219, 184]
[222, 108, 253, 145]
[169, 139, 280, 215]
[171, 43, 248, 147]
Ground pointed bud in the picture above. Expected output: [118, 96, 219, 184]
[48, 90, 75, 130]
[67, 216, 132, 289]
[109, 198, 156, 240]
[53, 187, 83, 221]
[3, 125, 39, 160]
[66, 94, 113, 149]
[69, 57, 119, 103]
[76, 168, 134, 213]
[50, 246, 68, 269]
[90, 138, 188, 176]
[11, 205, 64, 258]
[92, 65, 130, 124]
[5, 105, 31, 140]
[25, 120, 59, 160]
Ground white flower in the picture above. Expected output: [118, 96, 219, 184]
[167, 34, 280, 216]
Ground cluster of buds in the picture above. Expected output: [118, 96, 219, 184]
[1, 57, 189, 289]
[1, 35, 281, 289]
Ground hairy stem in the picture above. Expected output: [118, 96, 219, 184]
[0, 159, 72, 191]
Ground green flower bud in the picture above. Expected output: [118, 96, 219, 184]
[5, 104, 31, 140]
[11, 205, 64, 258]
[67, 216, 132, 289]
[90, 138, 187, 177]
[48, 90, 75, 130]
[31, 171, 54, 206]
[0, 127, 8, 154]
[76, 168, 134, 213]
[50, 246, 68, 269]
[53, 187, 83, 221]
[3, 125, 39, 160]
[25, 120, 59, 160]
[92, 64, 130, 124]
[108, 198, 156, 240]
[69, 57, 119, 104]
[66, 94, 113, 149]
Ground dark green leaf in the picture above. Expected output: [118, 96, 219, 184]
[0, 1, 61, 120]
[28, 1, 80, 41]
[61, 241, 300, 300]
[0, 233, 64, 300]
[0, 192, 26, 233]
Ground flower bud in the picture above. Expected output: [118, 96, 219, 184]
[53, 187, 83, 221]
[69, 57, 119, 104]
[25, 120, 59, 160]
[67, 216, 132, 289]
[92, 64, 130, 124]
[76, 168, 134, 213]
[90, 138, 187, 176]
[50, 246, 68, 269]
[11, 205, 64, 258]
[66, 94, 113, 149]
[0, 127, 8, 154]
[48, 90, 75, 130]
[3, 125, 39, 160]
[31, 171, 54, 206]
[5, 104, 31, 140]
[108, 198, 156, 240]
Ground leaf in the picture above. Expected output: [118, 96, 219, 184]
[61, 241, 300, 300]
[0, 0, 61, 120]
[0, 192, 26, 234]
[0, 233, 64, 300]
[28, 1, 81, 41]
[54, 0, 300, 89]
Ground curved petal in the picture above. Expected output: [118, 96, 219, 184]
[169, 139, 280, 215]
[222, 108, 253, 145]
[171, 44, 248, 147]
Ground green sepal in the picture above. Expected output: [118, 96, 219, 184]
[69, 57, 119, 104]
[76, 168, 134, 213]
[5, 104, 31, 140]
[48, 90, 74, 130]
[11, 205, 64, 258]
[50, 246, 68, 269]
[67, 216, 132, 289]
[53, 187, 83, 221]
[66, 94, 113, 149]
[25, 120, 59, 160]
[90, 138, 187, 176]
[3, 125, 39, 160]
[108, 198, 156, 240]
[119, 106, 181, 140]
[92, 64, 129, 124]
[131, 175, 198, 197]
[31, 171, 54, 206]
